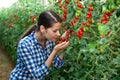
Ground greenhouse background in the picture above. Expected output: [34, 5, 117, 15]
[0, 0, 120, 80]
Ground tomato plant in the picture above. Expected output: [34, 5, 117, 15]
[45, 0, 120, 79]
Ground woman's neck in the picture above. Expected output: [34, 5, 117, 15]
[34, 31, 46, 47]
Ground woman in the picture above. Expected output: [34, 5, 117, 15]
[9, 10, 69, 80]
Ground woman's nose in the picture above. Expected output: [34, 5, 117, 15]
[57, 31, 61, 36]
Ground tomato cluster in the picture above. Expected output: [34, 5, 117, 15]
[98, 10, 114, 24]
[55, 29, 72, 45]
[30, 15, 37, 24]
[76, 27, 84, 38]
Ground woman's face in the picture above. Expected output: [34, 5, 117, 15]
[43, 22, 61, 42]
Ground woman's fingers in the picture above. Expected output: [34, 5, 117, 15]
[54, 41, 69, 52]
[58, 41, 69, 48]
[61, 31, 67, 38]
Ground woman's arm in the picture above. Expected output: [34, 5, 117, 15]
[45, 41, 69, 68]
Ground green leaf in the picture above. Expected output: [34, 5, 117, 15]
[111, 56, 120, 67]
[87, 43, 97, 53]
[98, 23, 109, 35]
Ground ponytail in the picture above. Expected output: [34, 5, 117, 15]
[20, 25, 36, 40]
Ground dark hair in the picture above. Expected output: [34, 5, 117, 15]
[20, 10, 62, 39]
[37, 10, 62, 30]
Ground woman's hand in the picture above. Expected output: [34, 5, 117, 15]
[61, 29, 72, 38]
[61, 31, 67, 38]
[53, 41, 69, 53]
[46, 42, 69, 68]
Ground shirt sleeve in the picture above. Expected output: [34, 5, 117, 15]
[52, 55, 64, 68]
[17, 43, 50, 80]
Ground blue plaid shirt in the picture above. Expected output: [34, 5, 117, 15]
[9, 32, 64, 80]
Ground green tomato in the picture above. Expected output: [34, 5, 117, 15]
[58, 10, 62, 15]
[100, 48, 104, 53]
[75, 10, 81, 16]
[84, 26, 89, 31]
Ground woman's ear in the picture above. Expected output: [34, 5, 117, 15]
[40, 25, 45, 32]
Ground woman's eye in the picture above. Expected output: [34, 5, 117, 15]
[53, 30, 57, 33]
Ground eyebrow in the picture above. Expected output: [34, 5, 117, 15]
[52, 28, 59, 31]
